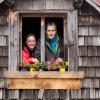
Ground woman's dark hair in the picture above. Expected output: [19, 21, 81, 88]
[25, 33, 36, 42]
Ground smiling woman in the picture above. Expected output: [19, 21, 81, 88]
[21, 33, 39, 71]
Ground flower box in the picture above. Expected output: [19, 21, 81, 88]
[19, 61, 69, 72]
[4, 71, 84, 89]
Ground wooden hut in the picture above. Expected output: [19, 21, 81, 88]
[0, 0, 100, 99]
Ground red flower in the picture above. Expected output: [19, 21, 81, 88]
[47, 61, 51, 65]
[54, 60, 59, 66]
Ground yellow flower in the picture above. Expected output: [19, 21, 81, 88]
[65, 61, 69, 66]
[60, 68, 65, 72]
[30, 68, 35, 71]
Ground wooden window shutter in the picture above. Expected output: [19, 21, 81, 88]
[8, 11, 19, 99]
[67, 10, 78, 71]
[9, 11, 19, 71]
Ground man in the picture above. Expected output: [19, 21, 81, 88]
[34, 22, 65, 100]
[35, 21, 64, 63]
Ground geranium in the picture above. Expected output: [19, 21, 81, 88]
[18, 60, 69, 71]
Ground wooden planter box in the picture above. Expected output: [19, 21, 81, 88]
[4, 71, 84, 89]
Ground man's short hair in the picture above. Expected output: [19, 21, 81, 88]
[46, 21, 57, 30]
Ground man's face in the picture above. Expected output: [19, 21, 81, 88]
[46, 25, 56, 39]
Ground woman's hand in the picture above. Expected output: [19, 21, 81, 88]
[31, 58, 39, 63]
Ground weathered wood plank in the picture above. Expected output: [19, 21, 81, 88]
[8, 90, 19, 99]
[67, 11, 78, 71]
[0, 89, 3, 99]
[82, 57, 88, 66]
[93, 37, 100, 46]
[71, 89, 82, 99]
[90, 89, 95, 99]
[19, 90, 37, 100]
[84, 36, 93, 46]
[87, 46, 97, 57]
[8, 10, 19, 99]
[87, 57, 92, 67]
[82, 88, 90, 99]
[4, 71, 84, 79]
[46, 0, 53, 9]
[90, 15, 100, 25]
[0, 79, 5, 88]
[0, 56, 8, 67]
[0, 16, 8, 25]
[79, 67, 96, 78]
[2, 46, 8, 57]
[53, 0, 72, 9]
[0, 36, 7, 46]
[14, 0, 73, 10]
[97, 47, 100, 56]
[95, 89, 99, 99]
[64, 16, 68, 60]
[9, 11, 19, 70]
[78, 57, 82, 66]
[4, 71, 84, 89]
[79, 46, 87, 56]
[0, 47, 3, 56]
[89, 26, 98, 36]
[0, 26, 9, 36]
[78, 26, 89, 36]
[98, 26, 100, 36]
[41, 17, 45, 62]
[82, 78, 91, 88]
[91, 57, 99, 67]
[88, 68, 96, 77]
[78, 37, 84, 46]
[95, 68, 100, 77]
[6, 79, 81, 89]
[91, 78, 99, 88]
[78, 15, 90, 25]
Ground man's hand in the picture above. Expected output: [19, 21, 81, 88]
[55, 58, 63, 63]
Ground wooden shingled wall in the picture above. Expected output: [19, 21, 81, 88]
[0, 0, 74, 100]
[0, 0, 100, 99]
[0, 8, 8, 99]
[71, 2, 100, 100]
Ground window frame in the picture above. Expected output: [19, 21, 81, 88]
[8, 10, 78, 71]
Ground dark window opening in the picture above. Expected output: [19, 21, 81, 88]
[22, 17, 67, 60]
[22, 17, 41, 45]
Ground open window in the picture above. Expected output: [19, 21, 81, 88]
[20, 14, 69, 71]
[9, 11, 78, 71]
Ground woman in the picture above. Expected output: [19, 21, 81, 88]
[22, 33, 39, 70]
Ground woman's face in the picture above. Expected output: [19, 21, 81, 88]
[46, 25, 56, 39]
[26, 36, 36, 50]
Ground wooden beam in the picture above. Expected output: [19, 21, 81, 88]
[41, 17, 45, 62]
[6, 78, 81, 89]
[63, 16, 68, 60]
[4, 71, 84, 89]
[4, 71, 84, 79]
[0, 0, 4, 3]
[86, 0, 100, 13]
